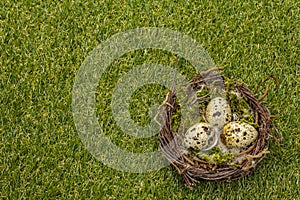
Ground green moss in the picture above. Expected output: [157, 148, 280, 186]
[225, 78, 256, 125]
[170, 85, 209, 132]
[196, 87, 210, 98]
[198, 153, 211, 163]
[198, 147, 236, 166]
[171, 106, 182, 132]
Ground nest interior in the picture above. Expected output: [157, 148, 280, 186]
[158, 70, 273, 186]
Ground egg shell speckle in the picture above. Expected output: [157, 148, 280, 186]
[206, 97, 232, 128]
[184, 123, 214, 150]
[221, 121, 258, 148]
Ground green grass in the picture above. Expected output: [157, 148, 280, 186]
[1, 0, 299, 199]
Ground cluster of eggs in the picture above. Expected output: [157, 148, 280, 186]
[184, 97, 258, 150]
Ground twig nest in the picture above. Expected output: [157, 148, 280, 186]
[158, 71, 276, 186]
[221, 121, 258, 148]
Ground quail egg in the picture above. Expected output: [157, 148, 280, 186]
[206, 97, 232, 128]
[183, 122, 215, 150]
[220, 121, 258, 148]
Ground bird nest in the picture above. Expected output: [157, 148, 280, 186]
[158, 68, 278, 186]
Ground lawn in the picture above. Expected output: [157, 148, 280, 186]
[1, 0, 299, 199]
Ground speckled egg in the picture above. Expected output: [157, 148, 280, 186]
[183, 123, 214, 150]
[206, 97, 232, 128]
[221, 121, 258, 148]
